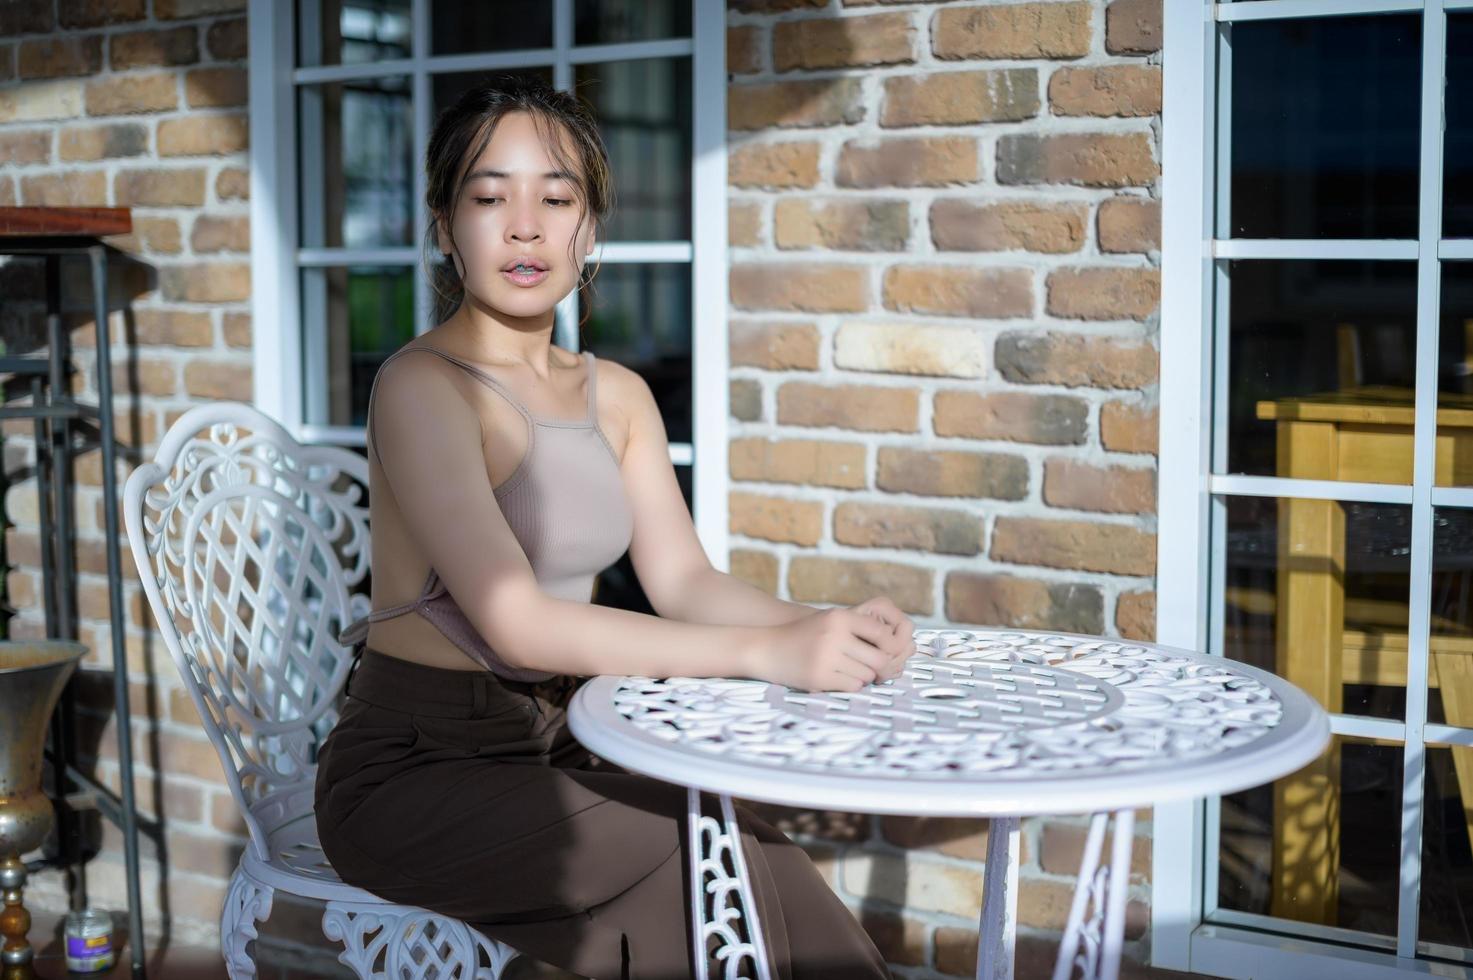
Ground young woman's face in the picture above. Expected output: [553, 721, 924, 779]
[437, 110, 595, 321]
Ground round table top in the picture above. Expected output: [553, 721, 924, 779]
[566, 628, 1331, 817]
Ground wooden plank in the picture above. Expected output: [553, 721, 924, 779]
[0, 206, 132, 237]
[1272, 419, 1342, 925]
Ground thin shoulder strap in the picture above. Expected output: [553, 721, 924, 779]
[584, 350, 597, 423]
[364, 345, 532, 464]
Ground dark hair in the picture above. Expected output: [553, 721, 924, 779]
[422, 74, 613, 330]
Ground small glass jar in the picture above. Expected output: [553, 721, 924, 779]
[63, 908, 115, 974]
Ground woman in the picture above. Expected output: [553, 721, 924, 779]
[313, 75, 912, 980]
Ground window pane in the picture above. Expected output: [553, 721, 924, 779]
[1217, 735, 1401, 935]
[1421, 746, 1473, 951]
[1427, 507, 1473, 728]
[299, 0, 411, 68]
[1221, 260, 1419, 482]
[579, 262, 692, 445]
[1220, 494, 1411, 721]
[1227, 13, 1421, 239]
[574, 57, 692, 242]
[431, 0, 551, 56]
[574, 0, 692, 46]
[431, 67, 555, 121]
[299, 77, 413, 249]
[1436, 263, 1473, 487]
[1446, 15, 1473, 239]
[300, 265, 416, 428]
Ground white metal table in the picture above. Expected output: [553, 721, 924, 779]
[566, 628, 1330, 980]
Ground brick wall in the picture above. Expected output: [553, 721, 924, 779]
[724, 0, 1163, 974]
[0, 0, 295, 969]
[0, 0, 1166, 976]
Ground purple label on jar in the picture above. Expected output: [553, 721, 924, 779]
[67, 934, 112, 957]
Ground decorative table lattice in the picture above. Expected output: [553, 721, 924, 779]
[568, 628, 1330, 980]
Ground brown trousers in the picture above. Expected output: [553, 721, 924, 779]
[313, 647, 893, 980]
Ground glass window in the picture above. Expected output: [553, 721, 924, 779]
[1221, 260, 1419, 482]
[301, 265, 416, 429]
[575, 0, 692, 46]
[574, 57, 693, 242]
[1446, 15, 1473, 239]
[299, 77, 414, 249]
[299, 0, 412, 68]
[1228, 13, 1421, 240]
[430, 0, 552, 56]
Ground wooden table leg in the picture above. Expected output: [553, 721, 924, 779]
[1271, 420, 1343, 925]
[978, 815, 1019, 980]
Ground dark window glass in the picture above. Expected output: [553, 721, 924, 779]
[299, 77, 413, 249]
[299, 0, 412, 68]
[1228, 13, 1421, 239]
[578, 263, 692, 445]
[1218, 736, 1402, 935]
[301, 265, 417, 428]
[1421, 746, 1473, 950]
[1221, 259, 1420, 481]
[574, 57, 693, 242]
[1435, 263, 1473, 486]
[1446, 16, 1473, 238]
[1220, 494, 1411, 722]
[1427, 507, 1473, 728]
[430, 0, 552, 56]
[574, 0, 692, 46]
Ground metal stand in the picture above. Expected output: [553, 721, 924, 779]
[0, 237, 147, 978]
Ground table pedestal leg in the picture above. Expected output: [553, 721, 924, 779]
[687, 788, 774, 980]
[1052, 809, 1135, 980]
[977, 815, 1020, 980]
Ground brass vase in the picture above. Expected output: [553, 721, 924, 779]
[0, 640, 88, 980]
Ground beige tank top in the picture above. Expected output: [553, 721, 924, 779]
[336, 347, 634, 683]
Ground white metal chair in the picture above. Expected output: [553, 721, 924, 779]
[122, 402, 523, 979]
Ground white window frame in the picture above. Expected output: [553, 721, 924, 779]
[1157, 1, 1473, 977]
[246, 0, 730, 569]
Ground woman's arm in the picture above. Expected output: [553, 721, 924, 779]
[661, 566, 817, 627]
[603, 360, 820, 628]
[371, 352, 767, 680]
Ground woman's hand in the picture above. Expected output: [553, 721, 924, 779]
[746, 599, 916, 693]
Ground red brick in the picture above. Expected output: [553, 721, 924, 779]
[17, 35, 102, 79]
[1117, 589, 1156, 641]
[1048, 65, 1161, 118]
[946, 573, 1104, 633]
[729, 141, 821, 189]
[777, 381, 918, 433]
[991, 517, 1156, 577]
[729, 437, 866, 489]
[883, 265, 1032, 319]
[931, 199, 1086, 254]
[1107, 0, 1162, 54]
[85, 72, 177, 115]
[787, 556, 933, 615]
[996, 332, 1157, 390]
[728, 77, 864, 130]
[1100, 400, 1158, 454]
[59, 0, 146, 29]
[108, 24, 198, 69]
[876, 446, 1028, 500]
[932, 390, 1088, 445]
[730, 320, 820, 370]
[1043, 459, 1155, 514]
[934, 3, 1092, 59]
[730, 263, 869, 313]
[772, 13, 914, 72]
[997, 133, 1158, 189]
[837, 136, 978, 188]
[729, 491, 824, 546]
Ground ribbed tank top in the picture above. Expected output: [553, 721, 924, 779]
[336, 346, 634, 683]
